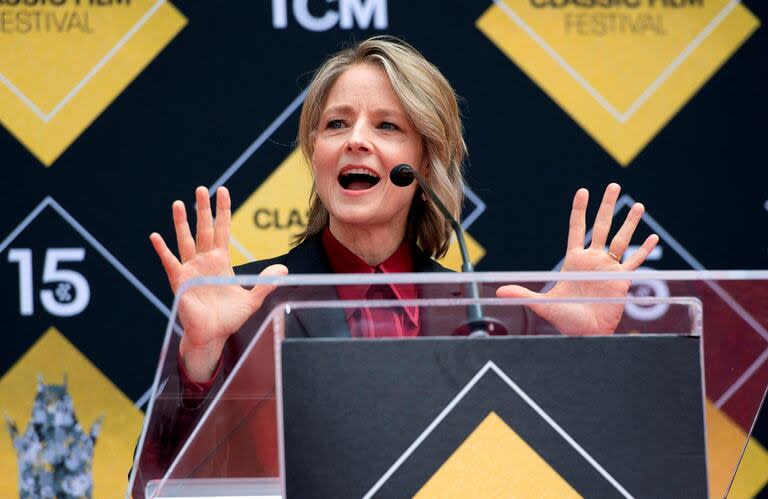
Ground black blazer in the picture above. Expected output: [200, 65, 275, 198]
[236, 232, 450, 276]
[233, 233, 466, 339]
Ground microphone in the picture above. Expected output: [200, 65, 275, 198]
[389, 163, 416, 187]
[389, 164, 505, 336]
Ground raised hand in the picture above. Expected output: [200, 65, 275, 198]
[496, 183, 659, 335]
[150, 186, 287, 381]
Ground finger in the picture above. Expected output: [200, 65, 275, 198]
[496, 284, 539, 299]
[213, 186, 232, 250]
[590, 183, 621, 250]
[608, 202, 644, 260]
[248, 264, 289, 308]
[567, 188, 588, 251]
[172, 201, 196, 263]
[150, 233, 182, 290]
[195, 186, 215, 252]
[623, 234, 660, 270]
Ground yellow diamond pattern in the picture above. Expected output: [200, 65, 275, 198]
[230, 149, 314, 266]
[706, 399, 768, 498]
[0, 327, 144, 496]
[0, 0, 187, 166]
[415, 411, 582, 498]
[477, 0, 759, 165]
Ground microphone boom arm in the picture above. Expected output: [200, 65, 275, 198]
[391, 164, 494, 334]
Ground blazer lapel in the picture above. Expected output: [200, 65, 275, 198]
[282, 237, 350, 338]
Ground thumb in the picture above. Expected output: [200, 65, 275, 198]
[248, 264, 289, 306]
[260, 264, 289, 277]
[496, 284, 539, 299]
[497, 285, 554, 321]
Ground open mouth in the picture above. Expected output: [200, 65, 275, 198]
[338, 168, 381, 191]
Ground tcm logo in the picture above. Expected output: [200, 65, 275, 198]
[272, 0, 388, 31]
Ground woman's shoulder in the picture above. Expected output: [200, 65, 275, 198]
[233, 234, 331, 276]
[233, 254, 287, 276]
[412, 247, 453, 273]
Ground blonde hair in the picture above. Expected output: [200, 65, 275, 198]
[295, 36, 466, 258]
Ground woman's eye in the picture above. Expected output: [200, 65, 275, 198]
[379, 121, 399, 131]
[327, 119, 345, 129]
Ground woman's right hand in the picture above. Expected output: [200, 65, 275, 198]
[150, 186, 288, 382]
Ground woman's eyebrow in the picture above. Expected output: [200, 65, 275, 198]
[321, 104, 353, 116]
[372, 107, 405, 118]
[321, 104, 405, 118]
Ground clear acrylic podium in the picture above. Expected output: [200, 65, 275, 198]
[128, 270, 768, 498]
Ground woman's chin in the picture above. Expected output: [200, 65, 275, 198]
[330, 209, 383, 227]
[328, 207, 401, 232]
[325, 189, 412, 233]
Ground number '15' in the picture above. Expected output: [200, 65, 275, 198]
[8, 248, 91, 317]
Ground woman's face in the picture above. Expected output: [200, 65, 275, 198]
[311, 63, 424, 236]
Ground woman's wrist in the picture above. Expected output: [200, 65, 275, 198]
[179, 337, 225, 383]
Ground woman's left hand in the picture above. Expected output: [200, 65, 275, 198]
[496, 183, 659, 335]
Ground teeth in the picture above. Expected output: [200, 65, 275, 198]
[342, 168, 379, 178]
[338, 167, 381, 190]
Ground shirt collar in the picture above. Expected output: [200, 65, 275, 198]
[321, 227, 419, 324]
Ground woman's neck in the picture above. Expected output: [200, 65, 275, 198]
[328, 219, 407, 266]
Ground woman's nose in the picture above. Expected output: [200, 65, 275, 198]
[346, 123, 371, 152]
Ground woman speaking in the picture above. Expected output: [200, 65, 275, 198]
[150, 35, 657, 382]
[135, 35, 658, 496]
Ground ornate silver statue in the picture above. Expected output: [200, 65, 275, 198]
[5, 374, 103, 498]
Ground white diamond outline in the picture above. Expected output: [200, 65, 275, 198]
[0, 0, 168, 123]
[0, 196, 177, 409]
[206, 89, 487, 260]
[362, 360, 635, 499]
[548, 193, 768, 410]
[490, 0, 744, 124]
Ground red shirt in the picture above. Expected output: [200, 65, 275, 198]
[322, 227, 420, 338]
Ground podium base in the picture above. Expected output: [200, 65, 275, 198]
[145, 477, 280, 498]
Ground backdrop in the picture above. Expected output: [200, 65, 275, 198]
[0, 0, 766, 496]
